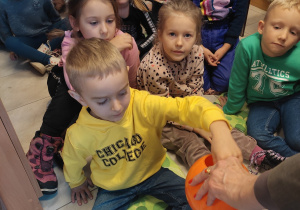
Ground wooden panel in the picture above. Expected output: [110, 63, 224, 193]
[0, 99, 42, 210]
[0, 100, 42, 197]
[250, 0, 271, 11]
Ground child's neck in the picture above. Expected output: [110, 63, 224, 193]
[118, 2, 130, 19]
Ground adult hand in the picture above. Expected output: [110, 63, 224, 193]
[190, 157, 261, 210]
[110, 33, 133, 52]
[71, 178, 94, 206]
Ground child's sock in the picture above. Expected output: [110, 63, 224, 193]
[249, 145, 265, 165]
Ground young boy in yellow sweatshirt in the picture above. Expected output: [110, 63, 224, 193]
[61, 38, 241, 209]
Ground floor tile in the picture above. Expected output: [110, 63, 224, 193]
[0, 68, 49, 112]
[7, 97, 50, 152]
[0, 46, 38, 77]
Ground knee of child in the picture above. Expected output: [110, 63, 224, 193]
[285, 134, 300, 151]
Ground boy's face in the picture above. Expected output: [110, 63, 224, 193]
[258, 6, 300, 57]
[71, 0, 116, 41]
[71, 69, 131, 122]
[158, 14, 197, 63]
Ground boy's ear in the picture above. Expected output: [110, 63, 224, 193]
[258, 20, 265, 35]
[69, 15, 79, 32]
[68, 90, 87, 106]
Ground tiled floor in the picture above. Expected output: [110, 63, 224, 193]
[0, 5, 266, 210]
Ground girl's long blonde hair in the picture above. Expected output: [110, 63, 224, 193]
[132, 0, 150, 12]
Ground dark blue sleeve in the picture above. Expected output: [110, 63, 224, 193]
[0, 3, 12, 43]
[225, 0, 250, 45]
[44, 0, 61, 23]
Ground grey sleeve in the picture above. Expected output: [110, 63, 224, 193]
[254, 153, 300, 210]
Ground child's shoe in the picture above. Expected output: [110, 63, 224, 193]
[249, 150, 286, 174]
[37, 43, 51, 54]
[30, 56, 61, 74]
[26, 131, 63, 194]
[30, 42, 62, 74]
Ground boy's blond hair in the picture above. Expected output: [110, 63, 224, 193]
[266, 0, 300, 20]
[66, 38, 127, 94]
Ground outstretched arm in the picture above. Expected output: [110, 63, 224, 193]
[209, 121, 242, 163]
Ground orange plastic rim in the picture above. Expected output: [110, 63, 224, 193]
[185, 154, 247, 210]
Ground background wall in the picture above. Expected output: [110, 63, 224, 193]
[250, 0, 271, 11]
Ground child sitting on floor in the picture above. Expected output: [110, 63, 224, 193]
[192, 0, 249, 95]
[61, 37, 242, 208]
[26, 0, 139, 195]
[0, 0, 70, 74]
[220, 0, 300, 157]
[137, 0, 286, 172]
[117, 0, 156, 59]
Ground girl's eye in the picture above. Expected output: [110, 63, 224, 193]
[185, 34, 192, 38]
[290, 31, 297, 36]
[107, 19, 115, 24]
[274, 26, 280, 30]
[90, 21, 98, 26]
[169, 32, 176, 37]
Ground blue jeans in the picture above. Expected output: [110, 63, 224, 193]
[4, 18, 70, 65]
[202, 21, 239, 92]
[92, 167, 191, 210]
[247, 92, 300, 157]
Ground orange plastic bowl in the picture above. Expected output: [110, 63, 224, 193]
[185, 154, 246, 210]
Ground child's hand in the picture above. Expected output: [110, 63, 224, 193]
[202, 46, 219, 66]
[52, 0, 65, 12]
[213, 43, 231, 61]
[9, 52, 18, 61]
[71, 178, 94, 206]
[193, 128, 212, 143]
[217, 96, 228, 109]
[110, 33, 133, 52]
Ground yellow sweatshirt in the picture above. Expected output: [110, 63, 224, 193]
[62, 88, 228, 190]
